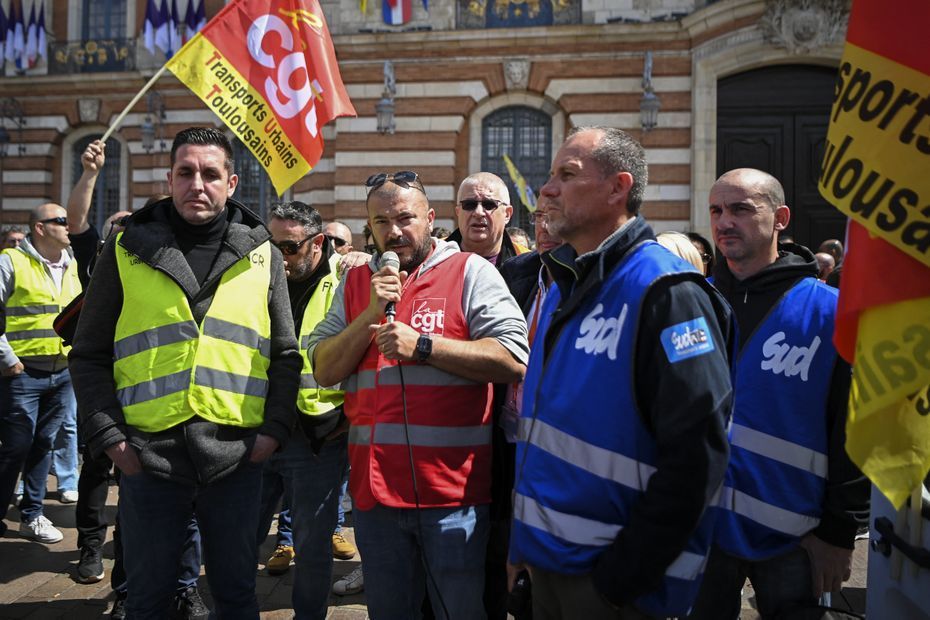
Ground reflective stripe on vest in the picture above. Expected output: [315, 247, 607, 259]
[511, 242, 716, 617]
[716, 486, 820, 538]
[715, 278, 837, 561]
[348, 423, 491, 447]
[2, 247, 81, 358]
[518, 418, 656, 493]
[341, 251, 493, 510]
[514, 493, 707, 582]
[113, 237, 273, 432]
[296, 269, 344, 417]
[343, 365, 480, 393]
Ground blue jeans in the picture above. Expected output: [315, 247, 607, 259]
[257, 456, 293, 546]
[686, 544, 816, 620]
[257, 434, 348, 620]
[335, 468, 349, 531]
[0, 367, 73, 527]
[52, 398, 79, 493]
[354, 503, 490, 620]
[112, 511, 203, 593]
[119, 463, 263, 619]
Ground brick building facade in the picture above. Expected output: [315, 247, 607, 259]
[0, 0, 850, 246]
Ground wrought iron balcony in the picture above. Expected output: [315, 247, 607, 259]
[48, 38, 136, 74]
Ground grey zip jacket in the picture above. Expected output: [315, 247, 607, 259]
[68, 198, 302, 485]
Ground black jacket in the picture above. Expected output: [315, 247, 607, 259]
[541, 217, 734, 608]
[289, 241, 346, 451]
[69, 198, 302, 485]
[499, 251, 543, 315]
[712, 244, 869, 549]
[446, 227, 523, 265]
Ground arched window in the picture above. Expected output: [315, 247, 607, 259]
[82, 0, 127, 39]
[481, 106, 551, 234]
[72, 135, 122, 232]
[232, 140, 274, 220]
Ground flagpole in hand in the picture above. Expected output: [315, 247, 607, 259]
[100, 63, 171, 143]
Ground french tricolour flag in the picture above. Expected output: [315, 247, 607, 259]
[382, 0, 411, 25]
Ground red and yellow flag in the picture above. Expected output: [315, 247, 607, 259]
[819, 0, 930, 508]
[166, 0, 356, 196]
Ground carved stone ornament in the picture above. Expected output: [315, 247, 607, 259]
[759, 0, 849, 55]
[78, 99, 101, 123]
[504, 59, 530, 90]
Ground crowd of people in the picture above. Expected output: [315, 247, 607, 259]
[0, 124, 868, 620]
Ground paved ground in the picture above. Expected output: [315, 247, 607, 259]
[0, 477, 367, 619]
[1, 476, 869, 619]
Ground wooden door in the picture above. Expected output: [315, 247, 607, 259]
[717, 65, 846, 250]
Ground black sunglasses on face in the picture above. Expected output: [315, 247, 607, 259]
[459, 198, 506, 212]
[274, 233, 319, 256]
[40, 217, 68, 226]
[325, 234, 348, 248]
[365, 171, 425, 194]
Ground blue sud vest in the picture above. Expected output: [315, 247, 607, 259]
[511, 241, 718, 617]
[715, 277, 838, 560]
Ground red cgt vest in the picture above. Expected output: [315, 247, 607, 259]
[343, 252, 493, 510]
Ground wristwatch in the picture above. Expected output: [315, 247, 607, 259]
[416, 333, 432, 363]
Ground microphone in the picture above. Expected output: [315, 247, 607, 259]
[380, 251, 400, 323]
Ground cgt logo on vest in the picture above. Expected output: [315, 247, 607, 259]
[760, 331, 821, 382]
[575, 303, 628, 361]
[411, 298, 445, 335]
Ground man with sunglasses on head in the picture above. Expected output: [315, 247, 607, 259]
[447, 172, 529, 266]
[252, 200, 356, 618]
[69, 127, 302, 618]
[309, 170, 529, 619]
[0, 203, 81, 545]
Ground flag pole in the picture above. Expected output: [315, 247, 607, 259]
[101, 63, 171, 143]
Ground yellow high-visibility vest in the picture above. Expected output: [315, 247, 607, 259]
[2, 247, 81, 358]
[296, 267, 344, 417]
[112, 235, 273, 432]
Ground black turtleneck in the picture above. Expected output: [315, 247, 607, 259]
[169, 206, 228, 286]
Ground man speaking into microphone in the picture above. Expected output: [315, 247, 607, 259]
[309, 171, 529, 619]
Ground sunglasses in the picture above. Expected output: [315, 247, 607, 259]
[459, 198, 507, 212]
[40, 217, 68, 226]
[365, 171, 425, 194]
[274, 233, 319, 256]
[325, 234, 348, 249]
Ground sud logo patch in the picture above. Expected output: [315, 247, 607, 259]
[661, 317, 715, 363]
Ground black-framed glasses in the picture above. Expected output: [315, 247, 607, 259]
[325, 234, 348, 249]
[459, 198, 506, 212]
[274, 233, 319, 256]
[365, 170, 425, 194]
[40, 217, 68, 226]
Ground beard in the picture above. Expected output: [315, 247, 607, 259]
[382, 232, 433, 273]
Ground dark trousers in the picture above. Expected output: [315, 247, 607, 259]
[686, 545, 816, 620]
[528, 566, 659, 620]
[76, 445, 113, 550]
[76, 447, 201, 593]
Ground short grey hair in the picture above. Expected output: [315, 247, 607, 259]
[569, 126, 648, 214]
[269, 201, 322, 236]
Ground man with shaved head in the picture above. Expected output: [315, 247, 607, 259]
[309, 170, 529, 619]
[688, 168, 869, 619]
[448, 172, 528, 265]
[0, 201, 81, 545]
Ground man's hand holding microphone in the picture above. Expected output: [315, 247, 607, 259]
[369, 251, 422, 362]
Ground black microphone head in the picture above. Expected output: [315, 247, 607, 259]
[380, 250, 400, 271]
